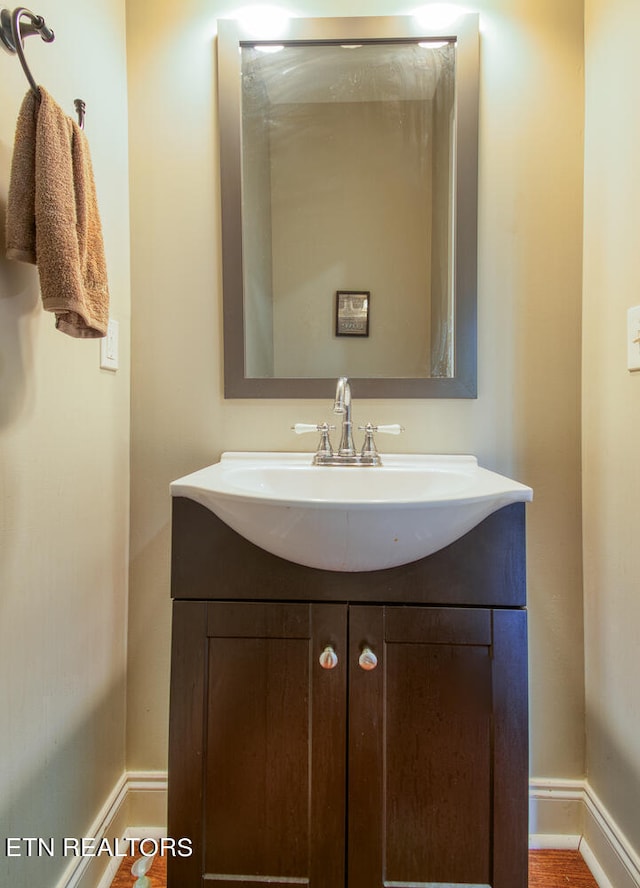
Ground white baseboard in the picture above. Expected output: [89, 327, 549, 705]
[581, 782, 640, 888]
[94, 852, 127, 888]
[53, 771, 168, 888]
[53, 773, 128, 888]
[529, 832, 581, 850]
[531, 777, 640, 888]
[57, 772, 639, 888]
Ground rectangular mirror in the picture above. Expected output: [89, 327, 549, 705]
[218, 14, 478, 398]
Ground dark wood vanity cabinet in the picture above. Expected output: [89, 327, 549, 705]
[168, 498, 529, 888]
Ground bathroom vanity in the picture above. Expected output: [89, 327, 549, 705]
[167, 480, 529, 888]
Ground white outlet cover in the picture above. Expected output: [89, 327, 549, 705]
[628, 306, 640, 372]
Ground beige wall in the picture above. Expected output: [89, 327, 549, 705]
[127, 0, 585, 791]
[0, 0, 130, 884]
[583, 0, 640, 853]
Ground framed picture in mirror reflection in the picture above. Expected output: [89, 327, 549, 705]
[336, 291, 370, 337]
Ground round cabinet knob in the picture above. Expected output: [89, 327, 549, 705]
[319, 645, 338, 670]
[359, 646, 378, 671]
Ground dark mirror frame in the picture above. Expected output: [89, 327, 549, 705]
[218, 14, 479, 399]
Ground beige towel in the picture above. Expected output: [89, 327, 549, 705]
[6, 86, 109, 338]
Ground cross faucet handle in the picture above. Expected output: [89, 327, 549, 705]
[366, 424, 405, 435]
[292, 422, 336, 435]
[357, 423, 404, 462]
[357, 424, 404, 434]
[292, 422, 336, 461]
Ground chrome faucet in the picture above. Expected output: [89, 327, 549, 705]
[292, 376, 404, 466]
[334, 376, 356, 457]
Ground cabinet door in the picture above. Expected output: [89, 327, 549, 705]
[168, 600, 348, 888]
[347, 605, 527, 888]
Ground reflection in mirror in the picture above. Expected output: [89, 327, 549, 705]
[243, 41, 455, 379]
[218, 16, 479, 398]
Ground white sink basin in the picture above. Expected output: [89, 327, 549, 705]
[171, 452, 533, 572]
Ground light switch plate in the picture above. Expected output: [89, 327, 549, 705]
[100, 319, 119, 371]
[628, 307, 640, 372]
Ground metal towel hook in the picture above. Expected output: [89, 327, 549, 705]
[74, 98, 86, 129]
[1, 7, 86, 128]
[0, 7, 54, 93]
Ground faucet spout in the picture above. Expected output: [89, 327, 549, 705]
[334, 376, 356, 456]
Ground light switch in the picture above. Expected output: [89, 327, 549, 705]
[628, 307, 640, 372]
[100, 319, 119, 371]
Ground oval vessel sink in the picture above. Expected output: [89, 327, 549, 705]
[171, 453, 533, 572]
